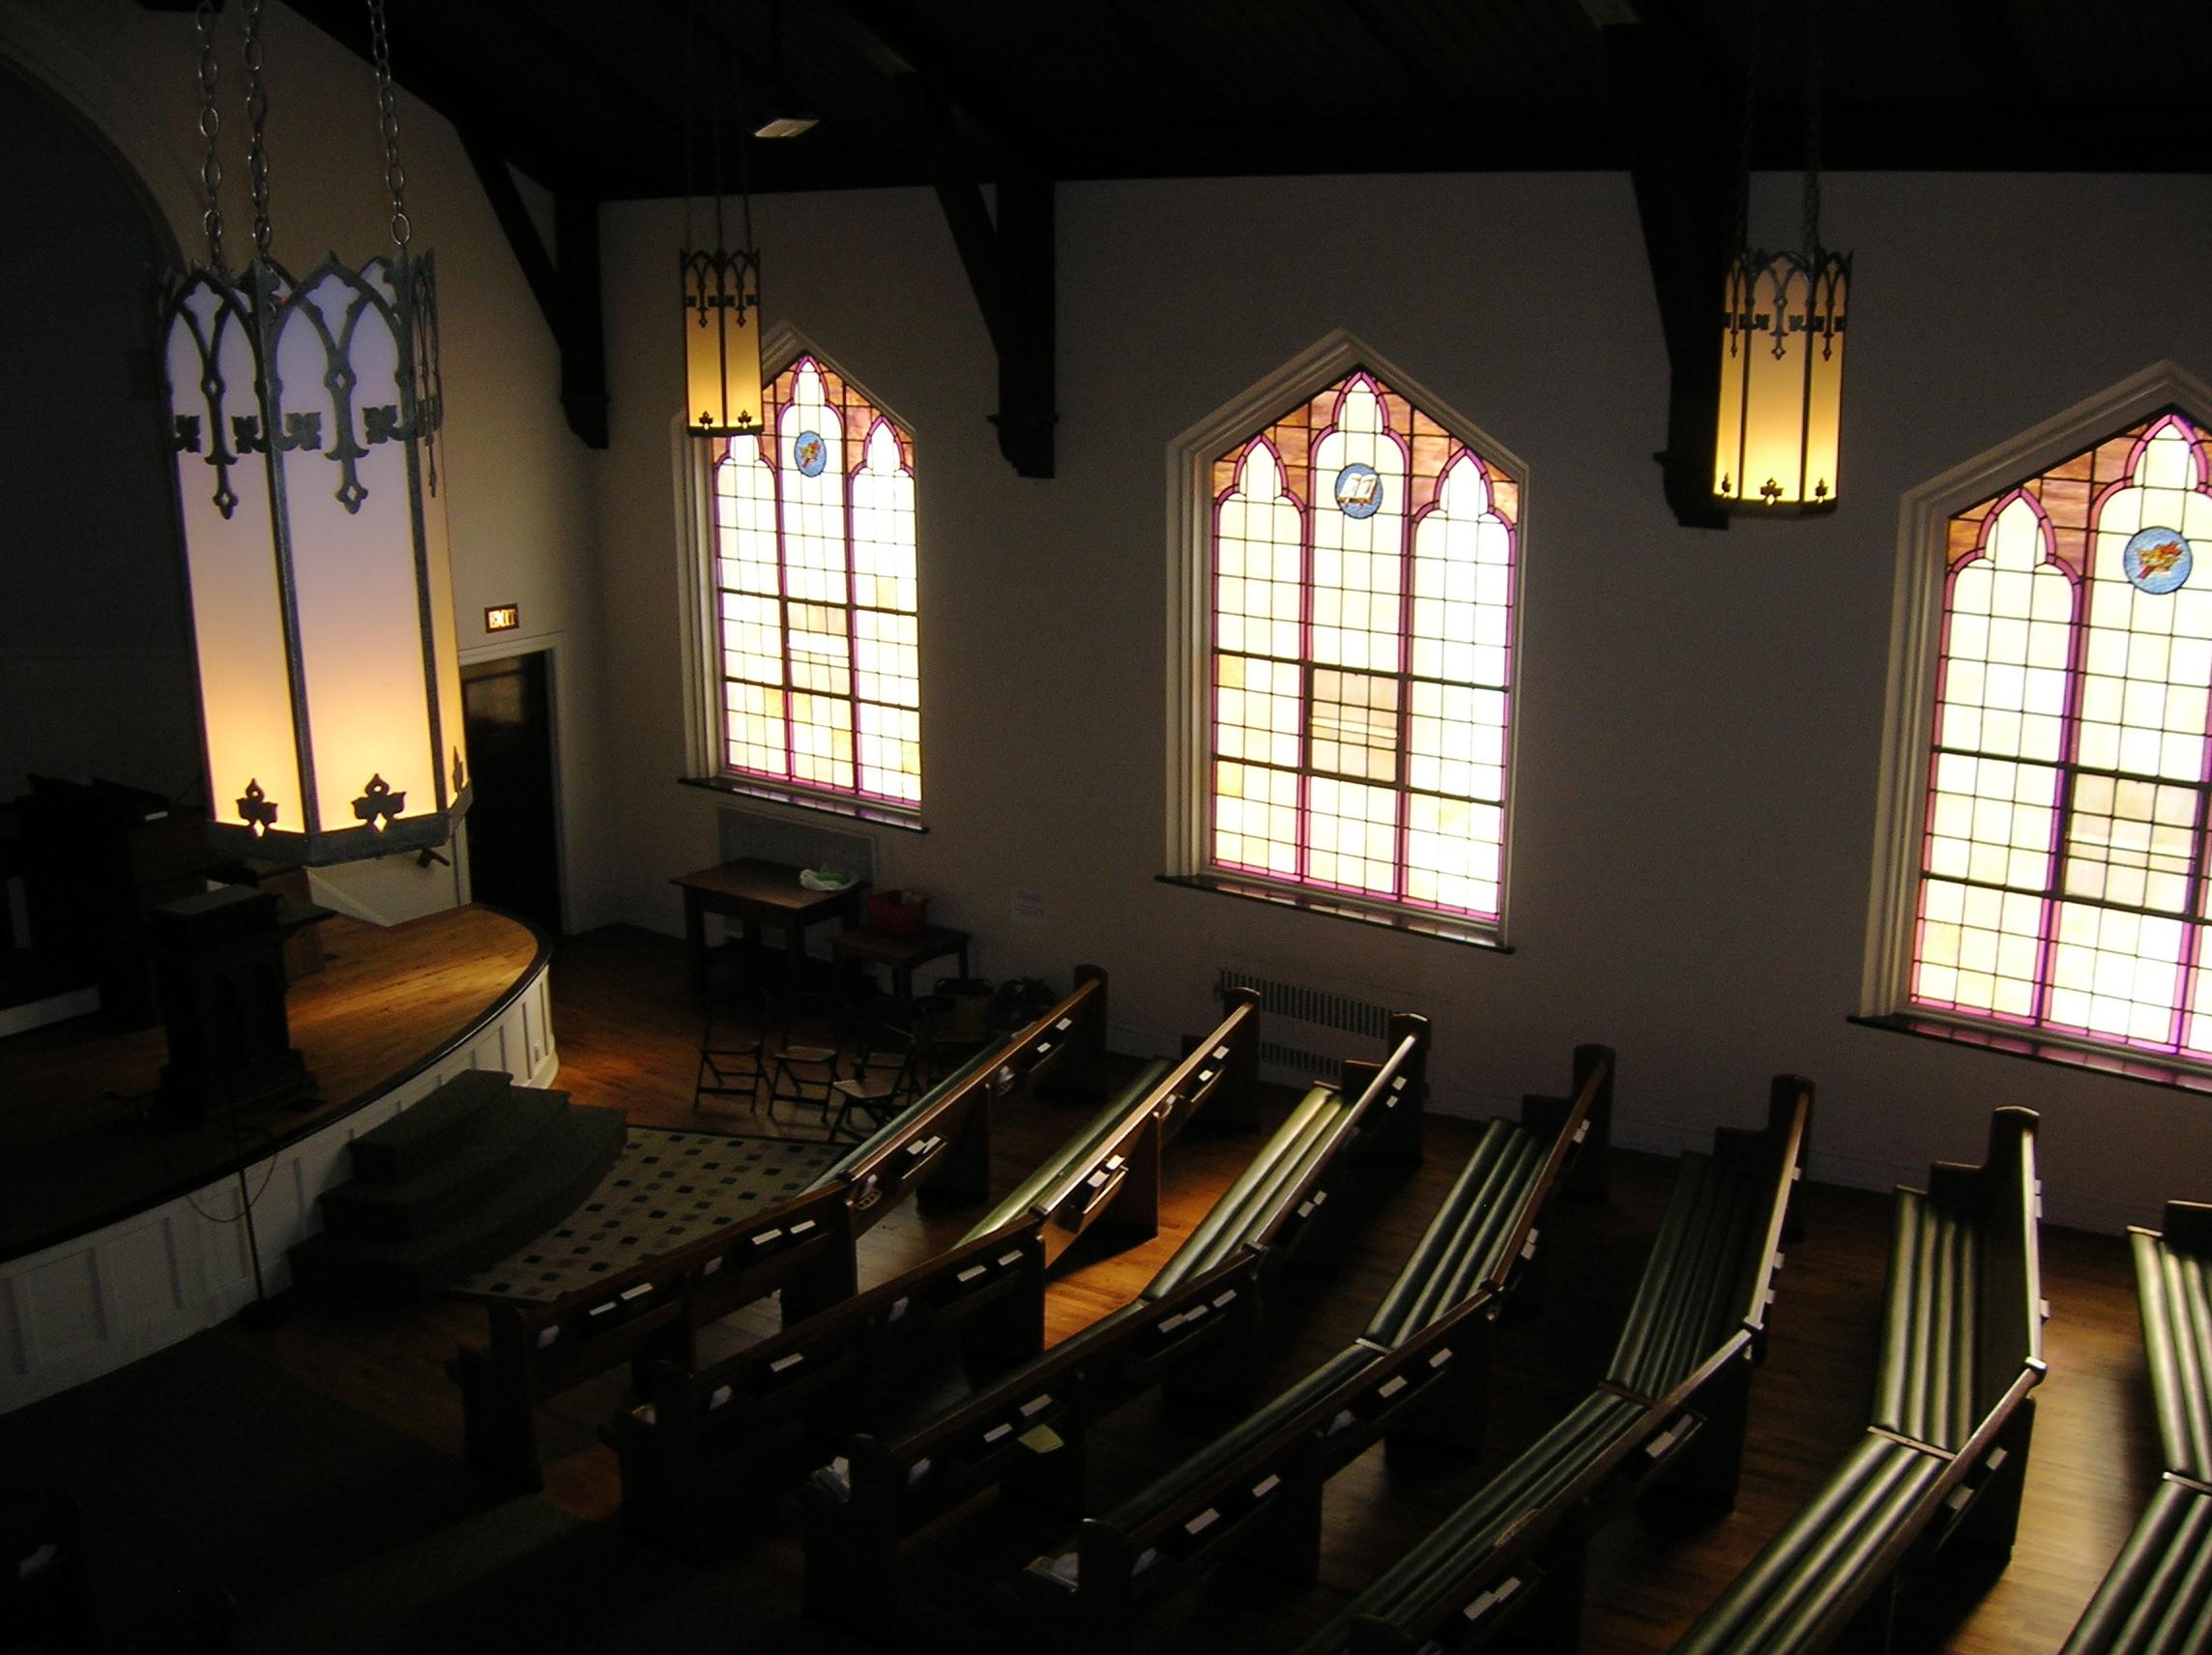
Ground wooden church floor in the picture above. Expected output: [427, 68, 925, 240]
[237, 922, 2147, 1653]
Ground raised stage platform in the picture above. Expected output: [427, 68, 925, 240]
[0, 905, 554, 1412]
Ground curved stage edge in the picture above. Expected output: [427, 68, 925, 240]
[0, 905, 555, 1414]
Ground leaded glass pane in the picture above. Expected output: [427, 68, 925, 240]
[1907, 409, 2212, 1061]
[1204, 367, 1519, 924]
[712, 354, 922, 808]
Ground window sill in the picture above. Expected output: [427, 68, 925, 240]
[1156, 873, 1511, 952]
[1848, 1011, 2212, 1096]
[679, 774, 928, 833]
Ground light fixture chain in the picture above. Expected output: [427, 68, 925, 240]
[1732, 0, 1760, 257]
[367, 0, 410, 249]
[243, 0, 273, 259]
[194, 0, 226, 274]
[1801, 0, 1823, 254]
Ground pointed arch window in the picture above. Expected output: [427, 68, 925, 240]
[1875, 383, 2212, 1070]
[1182, 352, 1524, 943]
[706, 353, 921, 812]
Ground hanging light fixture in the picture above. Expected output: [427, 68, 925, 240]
[1712, 3, 1848, 514]
[680, 11, 764, 439]
[160, 0, 469, 864]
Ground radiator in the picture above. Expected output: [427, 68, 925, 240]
[1215, 964, 1408, 1087]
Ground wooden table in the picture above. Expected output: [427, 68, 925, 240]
[830, 923, 973, 1002]
[672, 857, 867, 998]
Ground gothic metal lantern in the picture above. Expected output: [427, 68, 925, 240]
[681, 243, 764, 437]
[679, 15, 764, 440]
[1711, 5, 1849, 515]
[160, 0, 469, 865]
[1712, 248, 1849, 512]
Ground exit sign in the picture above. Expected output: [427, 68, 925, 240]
[484, 604, 520, 632]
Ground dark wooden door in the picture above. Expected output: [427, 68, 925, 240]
[461, 653, 563, 936]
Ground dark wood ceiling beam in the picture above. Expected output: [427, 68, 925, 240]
[1604, 14, 1738, 531]
[896, 75, 1056, 479]
[822, 0, 1030, 147]
[1343, 0, 1467, 121]
[269, 0, 609, 195]
[457, 130, 606, 450]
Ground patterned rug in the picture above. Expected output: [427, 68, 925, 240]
[451, 1127, 843, 1304]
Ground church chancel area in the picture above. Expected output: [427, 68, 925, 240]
[3, 2, 2210, 1652]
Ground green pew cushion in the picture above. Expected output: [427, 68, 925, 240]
[1364, 1117, 1543, 1348]
[2060, 1477, 2212, 1655]
[1669, 1433, 1950, 1655]
[2134, 1229, 2212, 1481]
[1604, 1147, 1765, 1400]
[1024, 1344, 1379, 1591]
[1294, 1391, 1649, 1653]
[1869, 1189, 1981, 1452]
[958, 1059, 1175, 1244]
[1142, 1085, 1344, 1300]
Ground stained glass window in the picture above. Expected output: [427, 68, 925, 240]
[1909, 409, 2212, 1060]
[1207, 368, 1519, 927]
[710, 355, 921, 809]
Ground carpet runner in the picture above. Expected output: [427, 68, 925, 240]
[451, 1127, 843, 1303]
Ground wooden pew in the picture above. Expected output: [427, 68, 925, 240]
[604, 988, 1265, 1557]
[958, 988, 1262, 1268]
[2058, 1199, 2212, 1654]
[604, 1220, 1046, 1559]
[447, 966, 1111, 1489]
[800, 1013, 1431, 1638]
[1668, 1105, 2043, 1655]
[1008, 1046, 1615, 1649]
[800, 965, 1111, 1263]
[1296, 1075, 1813, 1655]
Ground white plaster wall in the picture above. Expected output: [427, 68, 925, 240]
[0, 0, 613, 932]
[595, 168, 2212, 1234]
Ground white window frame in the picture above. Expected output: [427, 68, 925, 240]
[676, 324, 925, 828]
[1165, 330, 1528, 945]
[1862, 359, 2212, 1065]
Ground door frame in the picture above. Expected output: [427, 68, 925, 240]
[458, 632, 570, 937]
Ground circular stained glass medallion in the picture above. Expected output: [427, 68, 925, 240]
[2123, 525, 2195, 595]
[1333, 462, 1383, 519]
[794, 430, 829, 478]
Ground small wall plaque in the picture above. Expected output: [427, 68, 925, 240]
[484, 604, 520, 632]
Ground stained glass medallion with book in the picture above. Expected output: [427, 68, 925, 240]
[1207, 367, 1520, 931]
[709, 354, 921, 810]
[1909, 407, 2212, 1060]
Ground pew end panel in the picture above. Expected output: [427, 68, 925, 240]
[1336, 1011, 1431, 1165]
[1718, 1076, 1814, 1361]
[1365, 1290, 1505, 1461]
[449, 1177, 853, 1490]
[611, 1220, 1046, 1562]
[1520, 1041, 1615, 1205]
[2161, 1198, 2212, 1256]
[1495, 1042, 1617, 1316]
[1033, 992, 1267, 1271]
[1016, 965, 1113, 1104]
